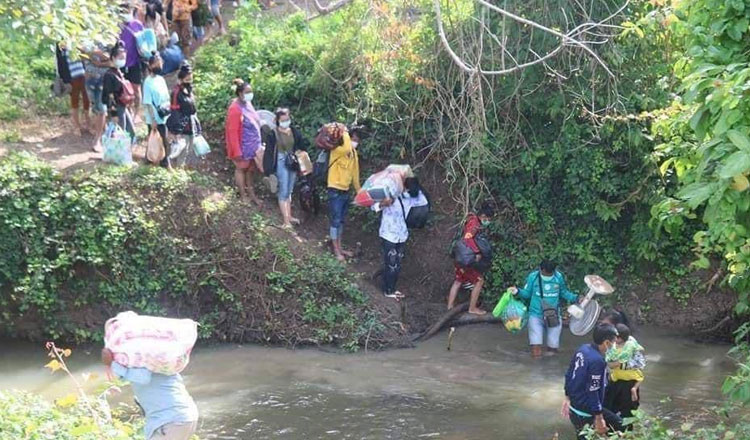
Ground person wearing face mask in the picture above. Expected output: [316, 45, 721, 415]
[562, 324, 624, 439]
[372, 177, 428, 300]
[263, 107, 309, 228]
[167, 62, 199, 167]
[511, 259, 580, 358]
[142, 52, 171, 168]
[118, 4, 145, 121]
[447, 203, 495, 315]
[225, 78, 262, 205]
[101, 41, 137, 143]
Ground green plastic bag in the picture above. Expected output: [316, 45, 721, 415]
[492, 288, 528, 334]
[492, 288, 514, 318]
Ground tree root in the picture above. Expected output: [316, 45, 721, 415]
[411, 303, 502, 342]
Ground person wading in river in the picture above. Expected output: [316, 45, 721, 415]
[562, 323, 624, 439]
[511, 260, 579, 358]
[101, 347, 198, 440]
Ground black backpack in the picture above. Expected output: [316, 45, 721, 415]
[398, 189, 431, 229]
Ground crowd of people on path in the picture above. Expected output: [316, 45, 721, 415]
[55, 0, 224, 159]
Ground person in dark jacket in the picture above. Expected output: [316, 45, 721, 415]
[101, 41, 136, 142]
[167, 62, 198, 167]
[264, 108, 309, 228]
[563, 323, 624, 439]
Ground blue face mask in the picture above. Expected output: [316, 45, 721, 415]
[541, 274, 554, 282]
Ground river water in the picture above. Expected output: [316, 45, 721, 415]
[0, 325, 735, 439]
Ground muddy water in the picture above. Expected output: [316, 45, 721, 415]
[0, 326, 734, 439]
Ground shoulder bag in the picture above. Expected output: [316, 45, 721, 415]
[538, 272, 560, 328]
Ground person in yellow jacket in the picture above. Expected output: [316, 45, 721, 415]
[322, 124, 361, 262]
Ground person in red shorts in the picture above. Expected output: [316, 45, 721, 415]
[447, 203, 495, 315]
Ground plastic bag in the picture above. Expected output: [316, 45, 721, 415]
[102, 122, 133, 166]
[146, 130, 165, 164]
[193, 134, 210, 157]
[104, 311, 198, 375]
[492, 289, 528, 334]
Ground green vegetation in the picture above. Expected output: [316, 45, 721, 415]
[192, 0, 700, 306]
[0, 38, 67, 121]
[0, 390, 141, 440]
[0, 152, 388, 348]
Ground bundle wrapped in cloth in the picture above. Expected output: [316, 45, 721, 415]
[354, 164, 415, 208]
[104, 311, 198, 375]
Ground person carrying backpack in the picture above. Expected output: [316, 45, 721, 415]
[511, 260, 580, 358]
[118, 4, 145, 120]
[447, 203, 495, 315]
[56, 41, 91, 137]
[101, 42, 136, 143]
[372, 177, 429, 300]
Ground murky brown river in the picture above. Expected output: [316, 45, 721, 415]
[0, 325, 735, 439]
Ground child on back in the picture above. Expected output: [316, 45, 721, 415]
[604, 323, 645, 423]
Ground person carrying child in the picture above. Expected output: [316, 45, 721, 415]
[603, 322, 645, 425]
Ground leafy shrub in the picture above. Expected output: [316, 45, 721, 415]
[0, 152, 388, 348]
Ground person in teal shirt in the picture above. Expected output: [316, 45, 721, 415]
[142, 52, 172, 167]
[512, 260, 579, 358]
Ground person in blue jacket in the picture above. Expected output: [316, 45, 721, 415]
[562, 324, 624, 439]
[511, 260, 579, 358]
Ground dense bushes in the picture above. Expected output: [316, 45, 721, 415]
[192, 1, 702, 304]
[0, 38, 67, 122]
[0, 152, 389, 348]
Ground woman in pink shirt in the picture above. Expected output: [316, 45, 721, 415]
[225, 78, 262, 205]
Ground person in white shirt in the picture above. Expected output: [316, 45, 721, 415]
[372, 177, 428, 300]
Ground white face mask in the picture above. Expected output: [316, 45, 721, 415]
[541, 274, 554, 282]
[351, 141, 359, 149]
[114, 58, 127, 68]
[279, 120, 291, 129]
[244, 92, 253, 102]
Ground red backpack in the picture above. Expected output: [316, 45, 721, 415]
[114, 70, 135, 106]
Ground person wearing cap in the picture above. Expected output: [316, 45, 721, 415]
[562, 323, 624, 439]
[511, 260, 580, 358]
[166, 62, 198, 167]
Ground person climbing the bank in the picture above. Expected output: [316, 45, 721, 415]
[119, 4, 145, 121]
[604, 323, 645, 426]
[56, 41, 92, 137]
[446, 203, 495, 315]
[142, 52, 171, 168]
[511, 260, 579, 358]
[166, 62, 199, 167]
[562, 323, 624, 439]
[101, 347, 199, 440]
[373, 176, 429, 300]
[102, 41, 137, 142]
[316, 122, 361, 262]
[263, 107, 308, 228]
[225, 78, 263, 205]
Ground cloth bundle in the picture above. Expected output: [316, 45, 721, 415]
[102, 122, 133, 166]
[354, 164, 414, 208]
[104, 311, 198, 375]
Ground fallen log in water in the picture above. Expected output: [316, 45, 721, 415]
[412, 303, 502, 342]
